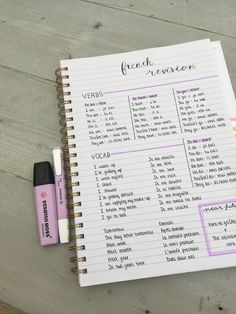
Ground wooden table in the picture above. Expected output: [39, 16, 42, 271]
[0, 1, 236, 313]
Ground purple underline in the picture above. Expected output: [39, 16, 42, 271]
[103, 75, 218, 95]
[199, 199, 236, 208]
[111, 143, 184, 155]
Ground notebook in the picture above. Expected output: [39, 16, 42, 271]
[56, 39, 236, 287]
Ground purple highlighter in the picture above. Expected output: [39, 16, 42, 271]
[33, 162, 59, 246]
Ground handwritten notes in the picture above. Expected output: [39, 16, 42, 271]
[199, 200, 236, 255]
[61, 40, 236, 286]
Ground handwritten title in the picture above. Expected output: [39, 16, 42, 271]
[120, 57, 196, 76]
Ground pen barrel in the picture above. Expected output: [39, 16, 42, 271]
[34, 184, 59, 246]
[55, 174, 68, 219]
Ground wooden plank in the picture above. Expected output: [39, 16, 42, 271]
[0, 66, 59, 180]
[0, 0, 235, 82]
[1, 171, 236, 314]
[83, 0, 236, 38]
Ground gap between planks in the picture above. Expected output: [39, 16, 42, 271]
[0, 169, 32, 184]
[80, 0, 236, 40]
[0, 64, 55, 85]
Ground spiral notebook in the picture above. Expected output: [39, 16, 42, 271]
[56, 39, 236, 287]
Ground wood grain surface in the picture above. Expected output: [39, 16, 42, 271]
[0, 1, 236, 313]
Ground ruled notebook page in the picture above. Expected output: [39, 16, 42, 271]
[61, 39, 236, 287]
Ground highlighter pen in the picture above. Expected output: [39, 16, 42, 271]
[52, 147, 69, 243]
[33, 162, 59, 246]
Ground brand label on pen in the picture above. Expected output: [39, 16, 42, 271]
[42, 200, 51, 238]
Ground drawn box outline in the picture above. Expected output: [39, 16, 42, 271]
[198, 199, 236, 256]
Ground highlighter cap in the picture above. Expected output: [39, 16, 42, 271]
[33, 161, 55, 187]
